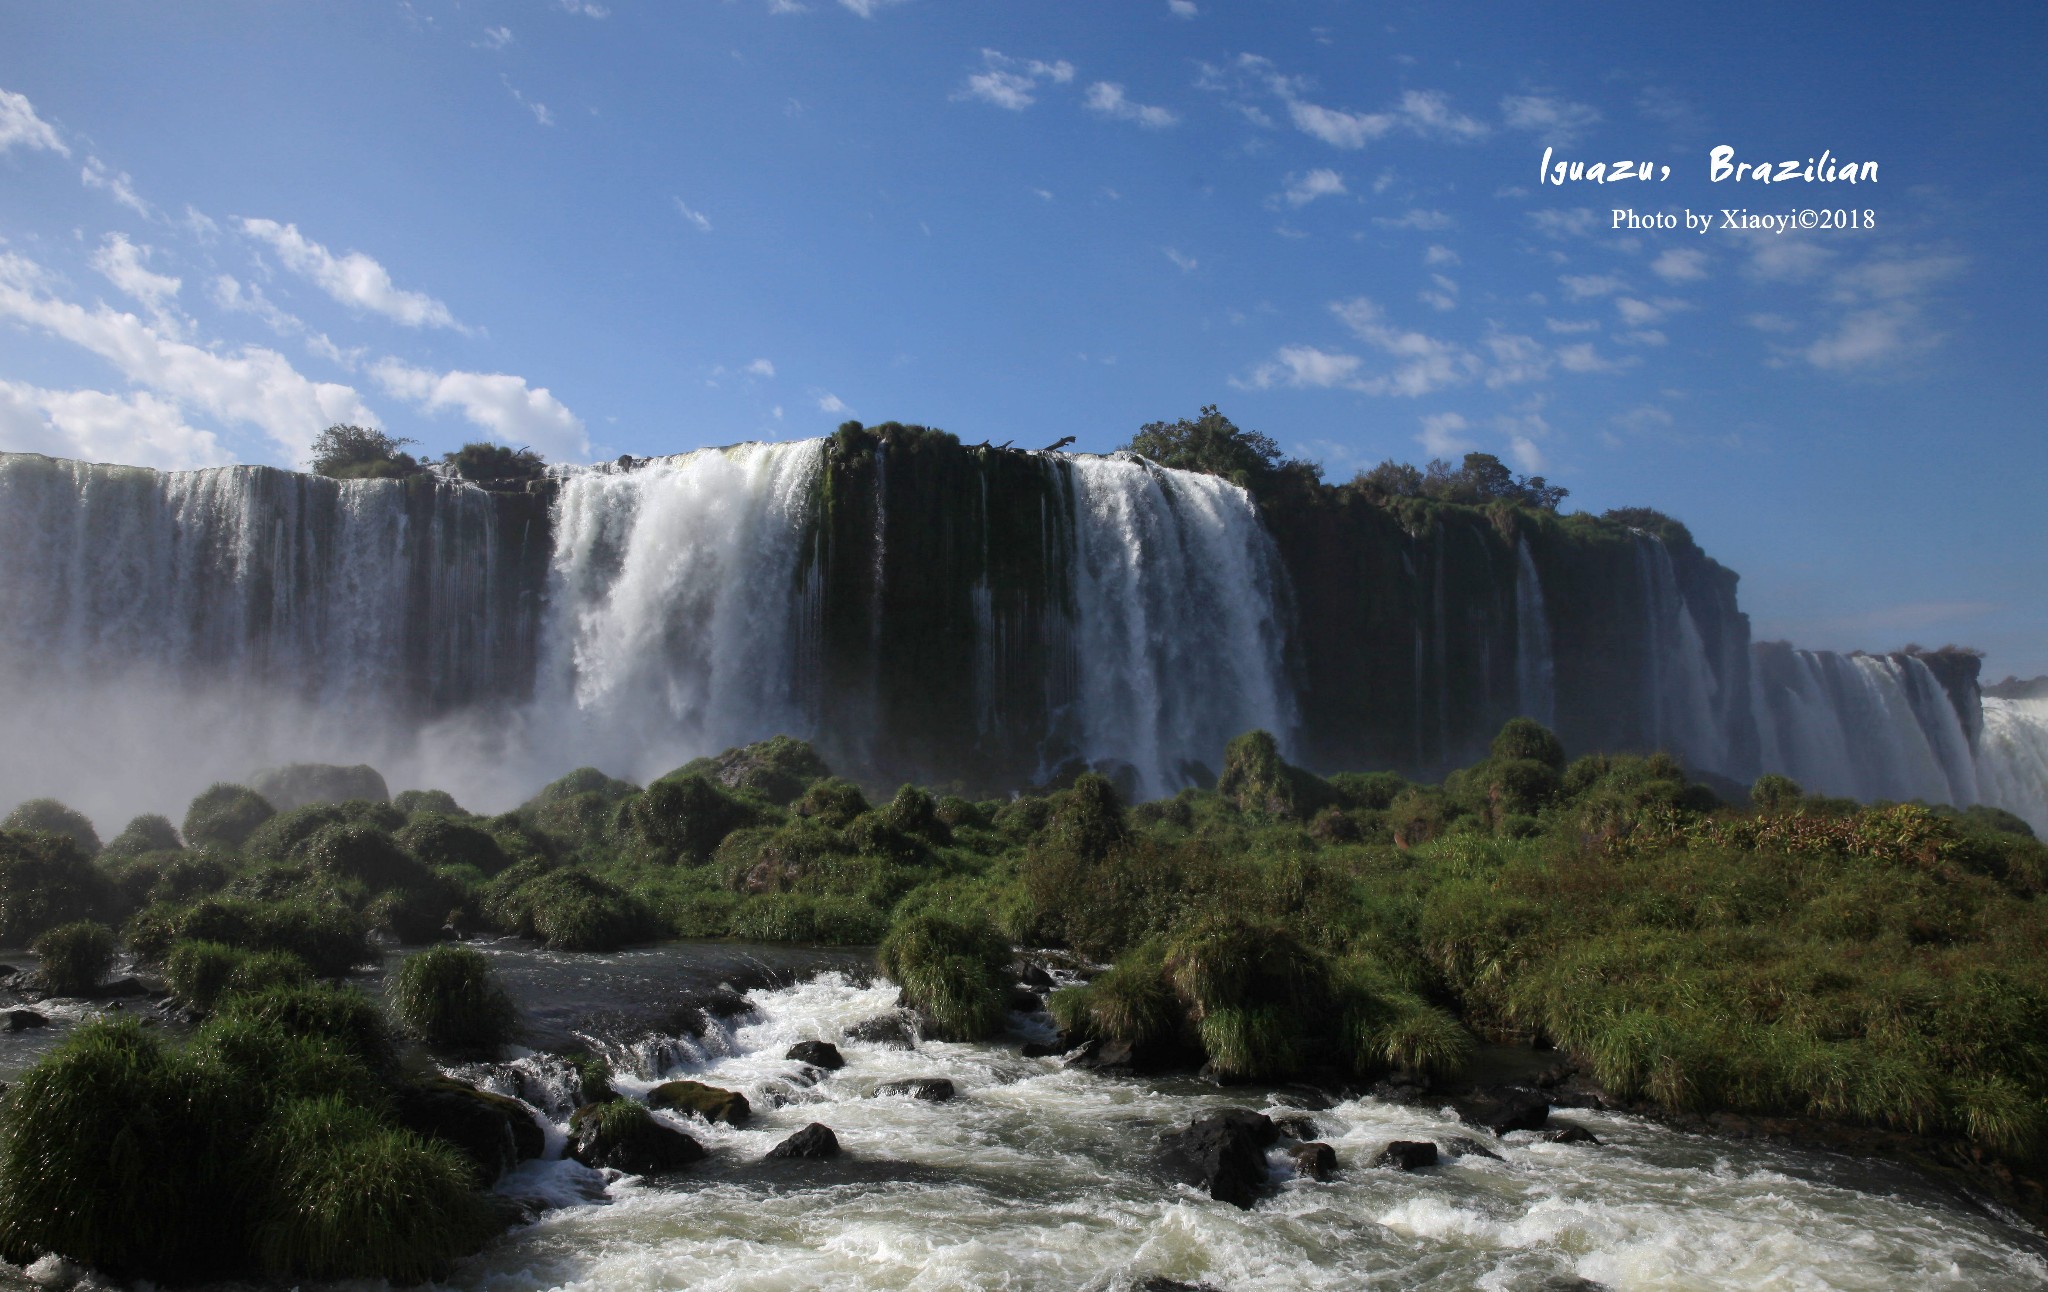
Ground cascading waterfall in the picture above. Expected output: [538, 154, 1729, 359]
[1973, 695, 2048, 835]
[1633, 534, 1729, 773]
[1062, 453, 1296, 797]
[1513, 537, 1555, 729]
[1750, 647, 1981, 805]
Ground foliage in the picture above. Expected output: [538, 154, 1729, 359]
[444, 440, 546, 483]
[1352, 451, 1567, 512]
[309, 424, 422, 479]
[166, 940, 313, 1012]
[488, 867, 655, 951]
[2, 799, 100, 855]
[127, 896, 371, 977]
[103, 813, 182, 857]
[1123, 404, 1322, 501]
[183, 783, 276, 851]
[388, 945, 518, 1051]
[877, 913, 1012, 1040]
[0, 829, 112, 945]
[30, 920, 115, 995]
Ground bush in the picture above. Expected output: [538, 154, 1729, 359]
[394, 788, 466, 817]
[795, 777, 871, 829]
[249, 1097, 495, 1283]
[669, 736, 831, 806]
[0, 830, 111, 945]
[1163, 916, 1330, 1081]
[250, 764, 390, 812]
[877, 913, 1012, 1041]
[106, 850, 231, 910]
[293, 823, 429, 891]
[619, 774, 756, 863]
[211, 984, 397, 1073]
[1491, 718, 1566, 771]
[166, 941, 313, 1012]
[183, 784, 276, 851]
[882, 785, 952, 844]
[309, 423, 422, 478]
[194, 1014, 382, 1110]
[445, 440, 545, 483]
[128, 897, 371, 977]
[2, 799, 100, 855]
[1751, 773, 1803, 812]
[1217, 731, 1335, 820]
[397, 815, 511, 877]
[389, 945, 518, 1052]
[490, 868, 655, 951]
[30, 920, 115, 995]
[102, 813, 183, 856]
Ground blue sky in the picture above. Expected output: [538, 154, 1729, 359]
[1, 2, 2043, 676]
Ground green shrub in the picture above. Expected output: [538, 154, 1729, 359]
[1327, 770, 1412, 811]
[105, 850, 231, 910]
[1047, 773, 1126, 859]
[30, 920, 115, 995]
[250, 764, 390, 813]
[877, 913, 1012, 1040]
[395, 788, 466, 817]
[166, 941, 313, 1012]
[128, 897, 370, 977]
[0, 829, 112, 945]
[3, 799, 100, 855]
[210, 984, 396, 1073]
[1217, 730, 1334, 819]
[882, 785, 952, 844]
[102, 813, 184, 857]
[194, 1014, 383, 1110]
[491, 868, 654, 951]
[667, 735, 831, 806]
[249, 1096, 495, 1283]
[293, 823, 428, 891]
[389, 945, 518, 1051]
[519, 767, 637, 850]
[183, 784, 276, 851]
[1163, 916, 1330, 1081]
[618, 774, 756, 863]
[1750, 773, 1803, 812]
[1491, 718, 1566, 771]
[396, 815, 511, 877]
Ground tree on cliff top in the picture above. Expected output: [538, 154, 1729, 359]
[309, 425, 422, 480]
[1123, 406, 1322, 501]
[443, 442, 546, 483]
[1353, 452, 1567, 512]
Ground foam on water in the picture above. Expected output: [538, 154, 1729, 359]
[449, 972, 2048, 1292]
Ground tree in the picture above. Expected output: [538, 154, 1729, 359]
[1122, 405, 1321, 500]
[443, 442, 546, 483]
[308, 425, 421, 480]
[1352, 451, 1567, 512]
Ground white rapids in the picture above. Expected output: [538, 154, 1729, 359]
[449, 972, 2048, 1292]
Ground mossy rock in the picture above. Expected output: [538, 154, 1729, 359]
[569, 1099, 704, 1174]
[647, 1079, 752, 1126]
[250, 764, 390, 812]
[669, 735, 831, 806]
[392, 1075, 545, 1185]
[2, 799, 100, 856]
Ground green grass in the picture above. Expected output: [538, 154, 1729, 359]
[388, 944, 518, 1051]
[30, 920, 115, 996]
[877, 912, 1012, 1040]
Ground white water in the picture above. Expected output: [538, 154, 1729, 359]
[1979, 696, 2048, 835]
[1065, 454, 1296, 796]
[1513, 538, 1555, 729]
[451, 971, 2048, 1292]
[1633, 536, 1727, 774]
[1752, 651, 1982, 806]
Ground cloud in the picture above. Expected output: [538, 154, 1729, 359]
[1560, 273, 1626, 300]
[817, 393, 850, 414]
[0, 250, 378, 460]
[556, 0, 609, 16]
[1555, 341, 1636, 374]
[90, 234, 180, 312]
[500, 76, 554, 125]
[1424, 244, 1459, 266]
[1275, 80, 1486, 149]
[1084, 82, 1179, 129]
[1373, 209, 1454, 231]
[1419, 273, 1458, 312]
[1394, 90, 1488, 140]
[1803, 304, 1929, 372]
[211, 274, 303, 335]
[1651, 247, 1707, 282]
[1284, 98, 1392, 149]
[476, 26, 514, 49]
[372, 360, 589, 461]
[81, 157, 151, 217]
[1163, 247, 1197, 272]
[1483, 331, 1552, 388]
[1330, 296, 1482, 396]
[240, 219, 462, 330]
[0, 379, 228, 469]
[1279, 168, 1346, 207]
[1418, 411, 1473, 456]
[1526, 207, 1596, 239]
[1746, 313, 1798, 333]
[0, 88, 68, 156]
[1241, 344, 1365, 390]
[838, 0, 908, 14]
[1500, 93, 1601, 146]
[744, 358, 775, 377]
[956, 50, 1074, 111]
[672, 198, 713, 232]
[1544, 317, 1601, 334]
[1168, 0, 1198, 15]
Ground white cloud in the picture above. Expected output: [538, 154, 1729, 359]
[0, 250, 378, 460]
[1330, 296, 1482, 396]
[1424, 244, 1459, 266]
[477, 26, 514, 49]
[1084, 82, 1179, 129]
[211, 274, 304, 335]
[1168, 0, 1198, 16]
[1163, 247, 1197, 272]
[838, 0, 908, 14]
[0, 379, 227, 469]
[0, 88, 68, 156]
[1395, 90, 1488, 140]
[81, 157, 151, 217]
[1284, 98, 1392, 149]
[673, 198, 713, 232]
[90, 234, 180, 311]
[500, 77, 554, 126]
[1555, 341, 1636, 374]
[1419, 273, 1458, 312]
[817, 393, 850, 414]
[1373, 209, 1454, 231]
[744, 358, 775, 377]
[1241, 344, 1365, 390]
[1500, 94, 1601, 146]
[1651, 247, 1708, 282]
[556, 0, 609, 16]
[240, 219, 462, 330]
[1614, 296, 1665, 326]
[1418, 411, 1472, 456]
[1277, 82, 1486, 149]
[1280, 168, 1346, 207]
[1560, 273, 1626, 300]
[1527, 207, 1596, 239]
[372, 360, 589, 462]
[1483, 331, 1552, 388]
[1746, 312, 1798, 333]
[956, 50, 1074, 111]
[1031, 187, 1054, 201]
[1803, 304, 1927, 372]
[1544, 317, 1601, 334]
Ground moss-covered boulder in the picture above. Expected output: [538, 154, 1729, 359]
[567, 1100, 704, 1174]
[250, 764, 390, 812]
[392, 1076, 544, 1185]
[2, 799, 100, 856]
[646, 1079, 752, 1126]
[183, 784, 276, 851]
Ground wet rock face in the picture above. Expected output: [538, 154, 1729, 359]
[1457, 1086, 1551, 1136]
[786, 1040, 844, 1070]
[1369, 1140, 1439, 1171]
[648, 1079, 752, 1126]
[875, 1077, 955, 1103]
[846, 1013, 918, 1049]
[766, 1122, 841, 1160]
[1291, 1142, 1337, 1181]
[1544, 1125, 1601, 1145]
[1158, 1108, 1276, 1210]
[394, 1076, 546, 1185]
[568, 1103, 705, 1175]
[5, 1009, 47, 1031]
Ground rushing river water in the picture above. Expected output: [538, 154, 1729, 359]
[2, 940, 2043, 1291]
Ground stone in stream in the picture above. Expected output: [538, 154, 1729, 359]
[846, 1013, 917, 1049]
[1158, 1108, 1277, 1210]
[5, 1010, 47, 1032]
[1138, 1280, 1222, 1292]
[875, 1077, 955, 1102]
[1543, 1125, 1601, 1145]
[569, 1102, 705, 1175]
[1272, 1114, 1319, 1141]
[765, 1122, 841, 1160]
[786, 1040, 844, 1070]
[394, 1076, 547, 1186]
[648, 1079, 752, 1126]
[1369, 1140, 1439, 1171]
[1291, 1141, 1337, 1181]
[1439, 1135, 1503, 1161]
[1457, 1086, 1551, 1136]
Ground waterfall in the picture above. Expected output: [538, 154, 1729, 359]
[1978, 696, 2048, 835]
[1633, 534, 1728, 772]
[1513, 537, 1555, 728]
[1750, 647, 1981, 806]
[1062, 452, 1295, 798]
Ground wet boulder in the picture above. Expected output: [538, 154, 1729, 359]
[569, 1101, 705, 1175]
[846, 1013, 917, 1049]
[1158, 1108, 1276, 1210]
[1273, 1114, 1319, 1141]
[1543, 1125, 1601, 1145]
[1291, 1142, 1337, 1181]
[766, 1122, 841, 1160]
[875, 1077, 955, 1102]
[1369, 1140, 1439, 1171]
[1458, 1086, 1551, 1136]
[5, 1009, 47, 1032]
[786, 1040, 844, 1070]
[648, 1079, 752, 1126]
[1439, 1135, 1503, 1162]
[394, 1075, 546, 1185]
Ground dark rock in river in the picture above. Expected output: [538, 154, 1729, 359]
[876, 1077, 955, 1102]
[1543, 1125, 1601, 1145]
[569, 1102, 705, 1175]
[395, 1075, 546, 1185]
[1159, 1107, 1276, 1210]
[1138, 1280, 1223, 1292]
[846, 1013, 917, 1049]
[1458, 1086, 1551, 1136]
[1291, 1141, 1337, 1180]
[1439, 1135, 1503, 1161]
[5, 1009, 47, 1032]
[1370, 1140, 1439, 1171]
[1006, 986, 1043, 1013]
[766, 1122, 841, 1160]
[1020, 1039, 1070, 1058]
[1272, 1114, 1320, 1141]
[648, 1079, 752, 1126]
[786, 1040, 844, 1070]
